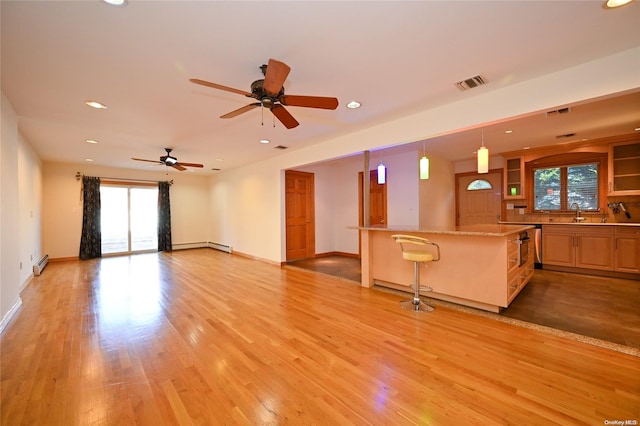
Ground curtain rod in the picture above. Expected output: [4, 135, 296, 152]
[75, 172, 173, 185]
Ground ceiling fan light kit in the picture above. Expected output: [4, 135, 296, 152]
[132, 148, 204, 172]
[190, 58, 339, 129]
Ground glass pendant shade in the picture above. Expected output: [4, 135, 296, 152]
[477, 146, 489, 174]
[377, 164, 386, 184]
[419, 156, 429, 180]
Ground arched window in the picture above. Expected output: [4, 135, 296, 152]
[466, 179, 492, 190]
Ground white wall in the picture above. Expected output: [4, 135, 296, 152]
[208, 48, 640, 264]
[420, 153, 456, 228]
[1, 92, 42, 327]
[18, 130, 42, 288]
[1, 93, 21, 325]
[42, 162, 211, 258]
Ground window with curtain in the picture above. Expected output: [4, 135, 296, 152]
[533, 162, 599, 211]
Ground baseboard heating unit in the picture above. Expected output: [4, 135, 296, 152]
[33, 254, 49, 276]
[208, 242, 233, 254]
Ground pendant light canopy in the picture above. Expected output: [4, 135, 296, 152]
[477, 130, 489, 174]
[377, 163, 386, 184]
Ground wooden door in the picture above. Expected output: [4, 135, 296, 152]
[615, 237, 640, 272]
[457, 172, 502, 226]
[358, 170, 387, 226]
[285, 170, 315, 261]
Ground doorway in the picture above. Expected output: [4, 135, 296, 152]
[456, 171, 502, 226]
[100, 185, 159, 255]
[285, 170, 315, 261]
[358, 169, 388, 226]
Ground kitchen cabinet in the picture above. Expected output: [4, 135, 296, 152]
[542, 225, 614, 271]
[609, 140, 640, 195]
[504, 156, 525, 199]
[615, 226, 640, 273]
[507, 230, 534, 303]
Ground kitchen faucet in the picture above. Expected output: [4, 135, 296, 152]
[570, 202, 585, 222]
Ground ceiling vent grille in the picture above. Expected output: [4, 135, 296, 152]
[555, 132, 576, 139]
[274, 145, 288, 150]
[546, 107, 571, 117]
[455, 75, 487, 91]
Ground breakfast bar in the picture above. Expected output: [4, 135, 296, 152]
[357, 224, 535, 313]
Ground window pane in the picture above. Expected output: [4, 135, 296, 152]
[466, 179, 492, 190]
[568, 163, 598, 210]
[130, 188, 158, 251]
[534, 167, 561, 210]
[101, 186, 129, 254]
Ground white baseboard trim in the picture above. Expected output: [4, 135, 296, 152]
[0, 297, 23, 335]
[172, 242, 209, 250]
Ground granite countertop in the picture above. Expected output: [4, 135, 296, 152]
[500, 221, 640, 227]
[354, 223, 534, 237]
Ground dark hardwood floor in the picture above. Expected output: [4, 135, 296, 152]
[288, 255, 640, 349]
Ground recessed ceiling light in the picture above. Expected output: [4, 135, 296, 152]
[85, 100, 107, 109]
[102, 0, 127, 6]
[603, 0, 634, 8]
[216, 158, 224, 162]
[635, 127, 640, 131]
[259, 139, 270, 144]
[346, 101, 361, 109]
[523, 146, 531, 150]
[84, 158, 94, 162]
[504, 130, 513, 134]
[85, 139, 99, 144]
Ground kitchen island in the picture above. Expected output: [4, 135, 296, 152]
[356, 224, 534, 313]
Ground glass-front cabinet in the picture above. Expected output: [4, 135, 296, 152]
[609, 140, 640, 195]
[503, 156, 525, 199]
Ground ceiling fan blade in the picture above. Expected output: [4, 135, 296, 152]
[220, 102, 261, 119]
[270, 104, 299, 129]
[189, 78, 253, 97]
[176, 162, 204, 168]
[171, 164, 187, 171]
[280, 95, 339, 110]
[132, 157, 163, 164]
[263, 59, 291, 96]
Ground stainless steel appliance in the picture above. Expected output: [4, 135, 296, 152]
[533, 224, 542, 269]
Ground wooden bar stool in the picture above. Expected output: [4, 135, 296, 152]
[391, 234, 440, 312]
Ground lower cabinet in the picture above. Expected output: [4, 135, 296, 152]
[542, 225, 614, 271]
[615, 227, 640, 273]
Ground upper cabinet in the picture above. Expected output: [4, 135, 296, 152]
[503, 156, 525, 199]
[609, 140, 640, 195]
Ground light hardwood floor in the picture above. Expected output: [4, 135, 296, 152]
[2, 249, 638, 425]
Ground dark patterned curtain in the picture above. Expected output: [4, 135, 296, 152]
[79, 176, 102, 260]
[158, 181, 172, 251]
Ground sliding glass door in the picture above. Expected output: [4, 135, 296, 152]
[101, 185, 158, 255]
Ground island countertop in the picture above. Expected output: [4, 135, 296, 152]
[354, 223, 534, 237]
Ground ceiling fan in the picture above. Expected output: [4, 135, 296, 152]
[190, 58, 339, 129]
[132, 148, 204, 171]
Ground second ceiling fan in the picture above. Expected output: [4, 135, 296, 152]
[190, 59, 339, 129]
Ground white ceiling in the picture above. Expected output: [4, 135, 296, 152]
[2, 1, 640, 174]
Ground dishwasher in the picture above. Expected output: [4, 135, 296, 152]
[533, 224, 542, 269]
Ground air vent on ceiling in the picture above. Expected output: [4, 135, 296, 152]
[455, 75, 487, 91]
[555, 132, 576, 139]
[545, 107, 571, 117]
[274, 145, 288, 150]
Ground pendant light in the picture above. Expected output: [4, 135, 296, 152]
[477, 129, 489, 174]
[377, 163, 386, 184]
[419, 141, 429, 180]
